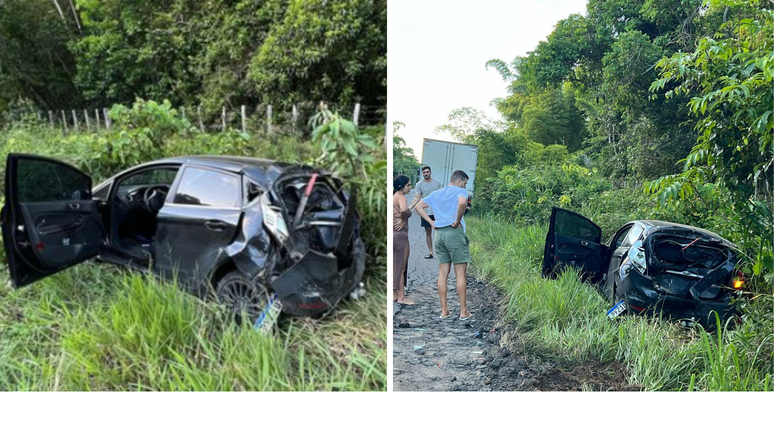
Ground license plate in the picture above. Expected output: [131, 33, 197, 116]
[607, 300, 626, 318]
[254, 293, 282, 335]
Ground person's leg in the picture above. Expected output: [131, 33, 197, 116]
[403, 254, 408, 293]
[425, 226, 433, 256]
[447, 227, 471, 318]
[454, 262, 469, 318]
[397, 240, 414, 305]
[438, 262, 451, 317]
[393, 230, 413, 304]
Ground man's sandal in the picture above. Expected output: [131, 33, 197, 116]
[424, 254, 433, 259]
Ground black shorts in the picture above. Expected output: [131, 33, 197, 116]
[420, 214, 435, 228]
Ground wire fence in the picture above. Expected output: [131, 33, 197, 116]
[8, 101, 386, 136]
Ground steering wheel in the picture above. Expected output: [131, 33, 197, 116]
[143, 184, 169, 214]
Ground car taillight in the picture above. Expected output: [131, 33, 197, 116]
[732, 270, 745, 289]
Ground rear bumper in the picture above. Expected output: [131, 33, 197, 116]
[271, 238, 366, 317]
[621, 271, 739, 327]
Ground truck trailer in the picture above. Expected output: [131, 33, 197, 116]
[421, 138, 478, 197]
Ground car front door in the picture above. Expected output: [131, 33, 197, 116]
[154, 165, 242, 291]
[1, 154, 103, 287]
[542, 207, 605, 283]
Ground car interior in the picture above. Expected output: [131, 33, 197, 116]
[110, 166, 180, 261]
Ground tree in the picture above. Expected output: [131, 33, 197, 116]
[392, 121, 420, 181]
[648, 0, 773, 280]
[0, 0, 79, 110]
[249, 0, 386, 109]
[434, 107, 506, 143]
[520, 85, 586, 151]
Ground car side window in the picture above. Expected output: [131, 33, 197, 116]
[16, 158, 90, 202]
[92, 182, 112, 201]
[122, 168, 179, 186]
[623, 224, 644, 247]
[173, 167, 241, 208]
[611, 226, 632, 249]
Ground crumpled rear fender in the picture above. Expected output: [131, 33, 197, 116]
[208, 199, 274, 288]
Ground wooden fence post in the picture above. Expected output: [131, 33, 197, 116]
[61, 110, 68, 132]
[221, 106, 227, 132]
[353, 103, 361, 126]
[72, 110, 79, 132]
[266, 105, 272, 134]
[197, 105, 204, 132]
[94, 109, 100, 130]
[292, 104, 298, 127]
[83, 109, 91, 130]
[241, 105, 247, 134]
[48, 111, 54, 128]
[103, 108, 110, 129]
[181, 107, 186, 121]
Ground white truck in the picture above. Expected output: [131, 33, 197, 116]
[421, 138, 478, 197]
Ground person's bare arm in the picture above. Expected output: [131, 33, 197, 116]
[414, 199, 436, 228]
[398, 194, 410, 217]
[450, 195, 467, 228]
[408, 190, 422, 209]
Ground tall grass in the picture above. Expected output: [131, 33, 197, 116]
[467, 214, 773, 391]
[0, 264, 386, 391]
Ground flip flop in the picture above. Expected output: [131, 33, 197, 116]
[424, 254, 434, 259]
[459, 313, 473, 321]
[439, 311, 452, 319]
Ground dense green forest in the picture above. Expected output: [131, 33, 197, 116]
[0, 0, 386, 122]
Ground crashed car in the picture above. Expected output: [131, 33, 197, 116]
[542, 207, 744, 327]
[1, 154, 365, 321]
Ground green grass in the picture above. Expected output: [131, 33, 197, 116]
[0, 263, 386, 391]
[467, 214, 773, 391]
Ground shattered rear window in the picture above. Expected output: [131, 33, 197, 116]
[653, 237, 728, 269]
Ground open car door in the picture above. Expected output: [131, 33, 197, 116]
[542, 207, 605, 283]
[1, 154, 103, 287]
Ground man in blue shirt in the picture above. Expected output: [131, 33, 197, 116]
[414, 170, 472, 320]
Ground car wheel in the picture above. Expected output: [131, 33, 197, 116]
[216, 271, 270, 324]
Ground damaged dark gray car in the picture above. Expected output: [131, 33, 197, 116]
[542, 207, 744, 328]
[1, 154, 366, 321]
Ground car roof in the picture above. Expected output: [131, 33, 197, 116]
[635, 219, 727, 241]
[151, 155, 318, 185]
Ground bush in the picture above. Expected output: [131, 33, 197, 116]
[479, 163, 611, 226]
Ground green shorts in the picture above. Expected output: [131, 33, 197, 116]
[434, 226, 470, 264]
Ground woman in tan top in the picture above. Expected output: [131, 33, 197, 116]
[393, 175, 414, 305]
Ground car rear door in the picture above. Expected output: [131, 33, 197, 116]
[542, 207, 605, 283]
[1, 154, 103, 287]
[154, 165, 242, 290]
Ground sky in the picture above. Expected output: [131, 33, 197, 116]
[389, 0, 589, 160]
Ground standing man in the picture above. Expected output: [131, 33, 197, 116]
[414, 170, 471, 320]
[409, 166, 443, 259]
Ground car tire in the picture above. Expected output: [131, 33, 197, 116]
[216, 271, 271, 324]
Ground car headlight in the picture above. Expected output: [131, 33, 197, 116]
[629, 245, 647, 274]
[621, 241, 647, 274]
